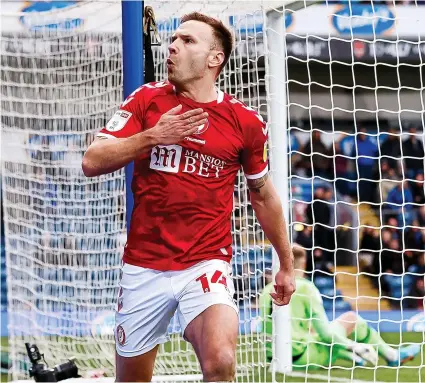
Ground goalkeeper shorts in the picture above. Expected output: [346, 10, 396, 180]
[114, 259, 238, 357]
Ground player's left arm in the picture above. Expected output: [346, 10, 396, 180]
[249, 176, 295, 306]
[241, 113, 295, 306]
[307, 285, 350, 346]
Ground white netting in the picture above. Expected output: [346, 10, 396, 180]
[1, 0, 126, 379]
[2, 1, 425, 383]
[286, 1, 425, 383]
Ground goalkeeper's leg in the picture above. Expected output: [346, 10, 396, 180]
[326, 322, 372, 366]
[336, 311, 420, 366]
[292, 334, 365, 369]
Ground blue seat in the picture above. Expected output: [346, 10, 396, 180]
[334, 300, 352, 311]
[314, 276, 335, 290]
[320, 288, 343, 298]
[384, 274, 413, 299]
[323, 298, 334, 310]
[320, 287, 336, 298]
[323, 296, 351, 311]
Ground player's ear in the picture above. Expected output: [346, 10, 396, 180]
[208, 50, 225, 71]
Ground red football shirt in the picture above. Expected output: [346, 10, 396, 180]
[97, 81, 268, 271]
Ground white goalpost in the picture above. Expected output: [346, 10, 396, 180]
[2, 1, 425, 383]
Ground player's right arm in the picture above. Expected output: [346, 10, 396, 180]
[82, 88, 208, 177]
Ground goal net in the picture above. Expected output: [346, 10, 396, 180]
[2, 1, 425, 383]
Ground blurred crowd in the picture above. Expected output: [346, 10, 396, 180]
[290, 124, 425, 308]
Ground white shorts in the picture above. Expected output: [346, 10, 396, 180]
[115, 259, 238, 357]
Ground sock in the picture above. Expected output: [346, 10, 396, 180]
[350, 315, 398, 362]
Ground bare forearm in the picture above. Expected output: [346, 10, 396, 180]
[82, 131, 156, 177]
[252, 194, 293, 272]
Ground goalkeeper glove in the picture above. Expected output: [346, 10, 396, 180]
[348, 342, 378, 366]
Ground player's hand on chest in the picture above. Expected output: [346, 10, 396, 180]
[144, 102, 242, 178]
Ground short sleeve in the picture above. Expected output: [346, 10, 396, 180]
[241, 113, 269, 179]
[97, 85, 145, 139]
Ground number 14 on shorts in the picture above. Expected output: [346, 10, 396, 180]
[196, 270, 229, 293]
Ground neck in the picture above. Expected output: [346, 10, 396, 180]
[175, 77, 217, 103]
[295, 269, 304, 278]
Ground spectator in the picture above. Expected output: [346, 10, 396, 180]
[380, 127, 402, 172]
[383, 181, 415, 225]
[403, 249, 418, 273]
[334, 135, 352, 196]
[381, 229, 393, 246]
[306, 187, 330, 227]
[351, 127, 378, 203]
[408, 252, 425, 276]
[375, 238, 402, 294]
[404, 278, 425, 310]
[360, 227, 380, 274]
[402, 126, 424, 179]
[382, 238, 403, 275]
[371, 229, 392, 288]
[306, 187, 334, 270]
[334, 141, 348, 178]
[382, 218, 404, 255]
[404, 220, 425, 255]
[418, 205, 425, 227]
[411, 173, 425, 205]
[360, 227, 380, 253]
[377, 159, 400, 202]
[323, 187, 336, 260]
[300, 130, 333, 180]
[290, 133, 304, 177]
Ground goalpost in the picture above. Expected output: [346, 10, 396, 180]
[2, 1, 425, 383]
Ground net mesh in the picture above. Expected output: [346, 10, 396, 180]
[1, 0, 125, 378]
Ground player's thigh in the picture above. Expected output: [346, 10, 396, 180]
[115, 346, 158, 383]
[115, 263, 178, 378]
[184, 305, 239, 373]
[333, 311, 357, 337]
[175, 260, 239, 369]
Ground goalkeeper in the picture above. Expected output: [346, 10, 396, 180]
[260, 245, 420, 368]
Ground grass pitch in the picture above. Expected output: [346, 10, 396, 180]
[1, 332, 424, 382]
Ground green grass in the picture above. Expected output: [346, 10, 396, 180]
[277, 332, 425, 383]
[1, 333, 424, 382]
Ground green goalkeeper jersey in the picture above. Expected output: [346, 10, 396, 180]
[259, 275, 351, 358]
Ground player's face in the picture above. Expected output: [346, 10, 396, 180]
[167, 20, 222, 85]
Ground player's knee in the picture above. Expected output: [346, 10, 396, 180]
[340, 310, 357, 323]
[202, 348, 236, 382]
[346, 310, 358, 322]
